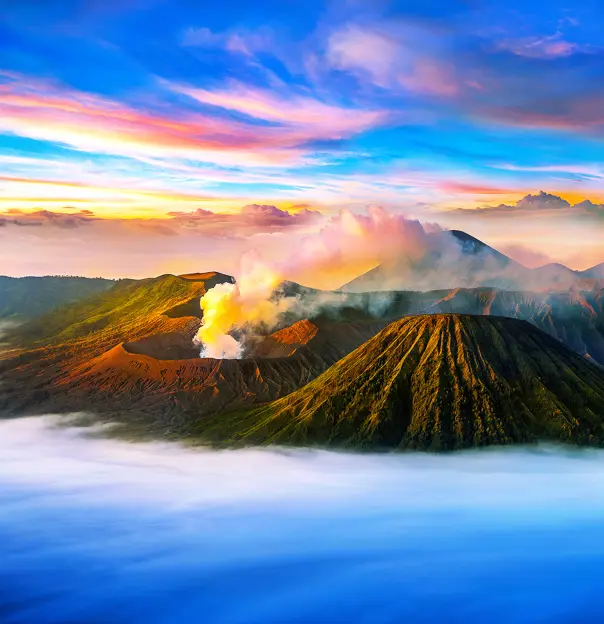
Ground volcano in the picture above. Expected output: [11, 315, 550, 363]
[201, 314, 604, 451]
[340, 230, 527, 293]
[340, 230, 601, 293]
[2, 270, 604, 445]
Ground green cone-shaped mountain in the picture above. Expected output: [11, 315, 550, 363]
[200, 314, 604, 450]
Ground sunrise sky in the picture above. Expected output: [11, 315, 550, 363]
[1, 0, 603, 281]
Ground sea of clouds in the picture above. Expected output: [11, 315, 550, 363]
[2, 415, 604, 623]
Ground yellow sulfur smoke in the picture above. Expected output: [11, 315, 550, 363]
[196, 255, 284, 359]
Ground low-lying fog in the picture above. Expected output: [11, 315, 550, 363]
[3, 416, 604, 623]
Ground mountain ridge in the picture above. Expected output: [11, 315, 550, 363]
[341, 229, 602, 293]
[0, 275, 116, 319]
[196, 314, 604, 451]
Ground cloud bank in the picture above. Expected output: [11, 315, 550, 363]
[452, 190, 604, 218]
[3, 416, 604, 623]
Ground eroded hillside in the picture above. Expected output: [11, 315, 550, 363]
[199, 314, 604, 451]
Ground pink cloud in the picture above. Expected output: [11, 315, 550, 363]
[327, 25, 400, 87]
[326, 24, 461, 97]
[169, 81, 387, 139]
[498, 244, 553, 268]
[0, 204, 323, 243]
[166, 204, 323, 237]
[398, 60, 459, 97]
[438, 181, 513, 195]
[0, 73, 387, 168]
[494, 35, 579, 59]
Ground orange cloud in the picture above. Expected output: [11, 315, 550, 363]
[0, 175, 242, 217]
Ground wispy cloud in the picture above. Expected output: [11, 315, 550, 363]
[0, 72, 386, 170]
[493, 34, 581, 59]
[181, 26, 275, 57]
[168, 80, 388, 139]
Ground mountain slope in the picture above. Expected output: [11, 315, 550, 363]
[11, 272, 233, 350]
[448, 230, 513, 266]
[340, 230, 602, 294]
[581, 263, 604, 279]
[0, 271, 384, 427]
[341, 229, 528, 293]
[0, 276, 115, 319]
[279, 283, 604, 367]
[200, 314, 604, 450]
[419, 287, 604, 366]
[530, 263, 579, 290]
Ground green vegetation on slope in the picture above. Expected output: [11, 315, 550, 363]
[195, 314, 604, 451]
[0, 276, 115, 319]
[11, 272, 232, 354]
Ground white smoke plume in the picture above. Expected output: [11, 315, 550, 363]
[195, 251, 287, 358]
[195, 207, 439, 358]
[194, 204, 578, 358]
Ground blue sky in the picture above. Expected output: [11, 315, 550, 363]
[1, 0, 603, 276]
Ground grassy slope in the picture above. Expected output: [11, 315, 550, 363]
[195, 314, 604, 451]
[8, 273, 232, 361]
[0, 276, 115, 319]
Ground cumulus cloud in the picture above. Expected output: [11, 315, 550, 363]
[194, 207, 443, 356]
[574, 199, 604, 217]
[516, 191, 571, 210]
[452, 191, 604, 218]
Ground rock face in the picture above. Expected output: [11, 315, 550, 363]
[203, 314, 604, 451]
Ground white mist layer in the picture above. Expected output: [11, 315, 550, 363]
[3, 415, 604, 624]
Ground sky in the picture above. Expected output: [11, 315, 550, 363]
[1, 0, 603, 280]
